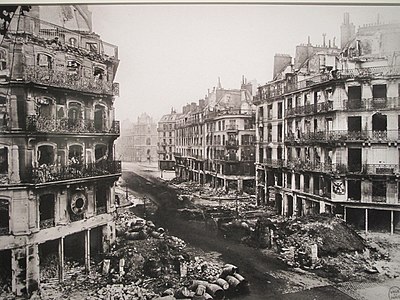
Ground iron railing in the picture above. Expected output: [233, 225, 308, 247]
[96, 206, 107, 215]
[285, 130, 398, 143]
[343, 97, 400, 110]
[24, 66, 118, 96]
[30, 160, 121, 184]
[26, 116, 120, 134]
[40, 218, 55, 229]
[286, 101, 334, 117]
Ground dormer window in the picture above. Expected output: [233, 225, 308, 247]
[67, 60, 81, 75]
[37, 53, 52, 69]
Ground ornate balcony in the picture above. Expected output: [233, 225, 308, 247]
[29, 160, 121, 184]
[26, 116, 120, 135]
[285, 130, 398, 144]
[24, 66, 117, 96]
[286, 101, 333, 117]
[343, 97, 400, 111]
[262, 158, 285, 168]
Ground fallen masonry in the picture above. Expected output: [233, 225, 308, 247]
[27, 207, 250, 300]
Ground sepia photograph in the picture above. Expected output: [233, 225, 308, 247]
[0, 1, 400, 299]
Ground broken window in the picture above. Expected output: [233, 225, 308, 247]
[37, 145, 55, 166]
[94, 105, 106, 132]
[0, 49, 6, 70]
[37, 53, 52, 68]
[348, 148, 362, 172]
[348, 86, 362, 109]
[372, 84, 387, 100]
[93, 66, 105, 80]
[295, 174, 300, 190]
[258, 106, 263, 120]
[277, 146, 282, 160]
[259, 148, 264, 162]
[278, 102, 283, 119]
[69, 145, 83, 167]
[267, 104, 273, 119]
[372, 181, 386, 202]
[304, 174, 310, 193]
[286, 173, 292, 189]
[348, 116, 362, 139]
[86, 42, 99, 53]
[372, 113, 387, 133]
[313, 175, 320, 195]
[266, 147, 272, 161]
[267, 124, 272, 142]
[0, 199, 9, 234]
[39, 194, 55, 229]
[348, 180, 361, 201]
[277, 123, 283, 142]
[67, 60, 81, 76]
[0, 147, 8, 175]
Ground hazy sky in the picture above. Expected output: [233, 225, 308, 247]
[90, 4, 400, 122]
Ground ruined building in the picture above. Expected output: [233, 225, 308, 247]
[255, 13, 400, 234]
[157, 108, 180, 170]
[174, 78, 256, 192]
[116, 113, 158, 162]
[0, 5, 120, 295]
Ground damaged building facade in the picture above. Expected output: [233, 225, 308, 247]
[0, 5, 120, 296]
[157, 109, 180, 171]
[174, 78, 256, 192]
[255, 13, 400, 234]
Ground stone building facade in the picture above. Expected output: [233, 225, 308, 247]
[157, 109, 180, 170]
[174, 78, 256, 192]
[255, 13, 400, 234]
[0, 5, 120, 296]
[116, 113, 157, 162]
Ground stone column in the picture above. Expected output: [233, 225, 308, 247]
[319, 202, 326, 214]
[26, 244, 39, 295]
[365, 208, 368, 234]
[58, 237, 64, 282]
[391, 210, 394, 235]
[85, 229, 91, 273]
[11, 247, 26, 296]
[10, 95, 19, 130]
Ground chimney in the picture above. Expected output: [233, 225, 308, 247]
[328, 39, 331, 48]
[307, 36, 311, 45]
[323, 33, 326, 47]
[333, 37, 336, 47]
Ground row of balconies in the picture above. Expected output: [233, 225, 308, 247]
[257, 66, 400, 102]
[29, 160, 121, 184]
[25, 116, 120, 135]
[24, 66, 120, 96]
[260, 159, 399, 175]
[285, 130, 397, 144]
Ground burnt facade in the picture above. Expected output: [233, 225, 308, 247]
[255, 14, 400, 234]
[0, 6, 120, 296]
[174, 78, 256, 192]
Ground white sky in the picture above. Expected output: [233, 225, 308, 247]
[90, 4, 400, 122]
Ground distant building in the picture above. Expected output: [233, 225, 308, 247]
[0, 5, 120, 296]
[157, 109, 180, 170]
[174, 78, 257, 192]
[255, 13, 400, 234]
[116, 113, 158, 162]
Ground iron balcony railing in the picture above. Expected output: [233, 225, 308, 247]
[286, 130, 398, 143]
[40, 218, 55, 229]
[24, 66, 118, 96]
[286, 101, 334, 117]
[96, 206, 107, 215]
[262, 158, 285, 167]
[26, 116, 120, 135]
[343, 97, 400, 111]
[29, 160, 121, 184]
[204, 109, 254, 120]
[268, 159, 399, 175]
